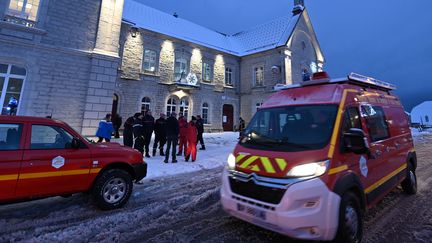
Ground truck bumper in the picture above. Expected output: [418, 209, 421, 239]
[133, 162, 147, 181]
[220, 169, 340, 241]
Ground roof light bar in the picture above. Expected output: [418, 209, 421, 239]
[348, 73, 396, 90]
[273, 72, 397, 91]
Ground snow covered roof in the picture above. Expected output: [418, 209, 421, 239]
[411, 101, 432, 114]
[122, 0, 301, 57]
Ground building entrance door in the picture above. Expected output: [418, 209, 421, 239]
[111, 94, 119, 117]
[222, 104, 234, 131]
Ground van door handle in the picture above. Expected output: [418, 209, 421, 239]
[375, 150, 382, 156]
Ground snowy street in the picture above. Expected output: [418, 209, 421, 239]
[1, 132, 432, 242]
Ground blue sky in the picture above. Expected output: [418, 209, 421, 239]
[136, 0, 432, 111]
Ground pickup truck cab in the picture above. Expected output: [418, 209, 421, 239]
[0, 116, 147, 210]
[221, 72, 416, 242]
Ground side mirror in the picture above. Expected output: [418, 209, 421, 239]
[71, 137, 81, 149]
[343, 128, 369, 154]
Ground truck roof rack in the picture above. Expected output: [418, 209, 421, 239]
[274, 72, 396, 91]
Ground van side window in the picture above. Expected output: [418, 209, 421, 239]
[342, 107, 362, 132]
[0, 123, 23, 150]
[362, 106, 390, 142]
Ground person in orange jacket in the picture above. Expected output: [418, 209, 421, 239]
[177, 115, 188, 156]
[185, 116, 198, 162]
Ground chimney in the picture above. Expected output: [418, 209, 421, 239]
[173, 12, 178, 18]
[292, 0, 305, 15]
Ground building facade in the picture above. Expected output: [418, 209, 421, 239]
[0, 0, 324, 135]
[0, 0, 124, 135]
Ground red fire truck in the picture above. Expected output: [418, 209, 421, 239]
[221, 72, 416, 242]
[0, 116, 147, 210]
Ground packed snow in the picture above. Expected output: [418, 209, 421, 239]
[139, 132, 238, 179]
[90, 132, 239, 179]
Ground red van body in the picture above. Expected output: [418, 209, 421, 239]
[0, 116, 147, 210]
[221, 73, 416, 242]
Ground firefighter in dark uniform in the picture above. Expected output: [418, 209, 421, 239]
[133, 113, 145, 154]
[164, 112, 179, 163]
[142, 110, 155, 158]
[196, 115, 205, 150]
[123, 114, 137, 147]
[153, 113, 167, 156]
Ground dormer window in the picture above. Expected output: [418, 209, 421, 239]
[5, 0, 41, 27]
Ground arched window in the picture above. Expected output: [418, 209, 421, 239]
[0, 63, 26, 115]
[166, 97, 177, 116]
[179, 97, 189, 118]
[256, 102, 263, 111]
[141, 97, 151, 113]
[202, 103, 209, 124]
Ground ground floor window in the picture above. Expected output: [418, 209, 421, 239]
[0, 63, 26, 115]
[166, 97, 177, 116]
[256, 102, 263, 111]
[179, 97, 189, 118]
[166, 96, 191, 118]
[141, 97, 151, 113]
[202, 102, 209, 124]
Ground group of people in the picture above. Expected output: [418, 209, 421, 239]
[122, 111, 206, 163]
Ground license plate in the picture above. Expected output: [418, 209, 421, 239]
[237, 203, 266, 221]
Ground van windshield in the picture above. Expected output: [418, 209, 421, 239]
[240, 105, 338, 152]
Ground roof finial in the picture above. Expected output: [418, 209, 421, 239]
[293, 0, 305, 15]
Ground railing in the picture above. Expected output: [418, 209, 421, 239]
[4, 15, 36, 28]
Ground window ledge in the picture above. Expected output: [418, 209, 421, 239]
[140, 72, 160, 77]
[252, 85, 266, 89]
[201, 81, 215, 86]
[0, 20, 47, 35]
[224, 85, 235, 89]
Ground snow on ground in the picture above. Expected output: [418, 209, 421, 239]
[141, 132, 238, 179]
[411, 127, 432, 137]
[89, 132, 239, 179]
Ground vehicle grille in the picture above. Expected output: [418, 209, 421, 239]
[229, 177, 286, 205]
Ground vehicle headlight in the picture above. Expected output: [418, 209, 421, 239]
[286, 160, 329, 178]
[227, 153, 236, 170]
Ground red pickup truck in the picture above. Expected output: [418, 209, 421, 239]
[0, 116, 147, 210]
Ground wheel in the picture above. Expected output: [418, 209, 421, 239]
[334, 192, 363, 243]
[92, 169, 133, 210]
[402, 163, 417, 195]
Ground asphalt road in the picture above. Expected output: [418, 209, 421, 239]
[1, 135, 432, 242]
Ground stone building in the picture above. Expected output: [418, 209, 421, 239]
[0, 0, 323, 135]
[117, 0, 324, 132]
[0, 0, 124, 135]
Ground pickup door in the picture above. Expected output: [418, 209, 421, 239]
[16, 124, 92, 198]
[0, 123, 24, 201]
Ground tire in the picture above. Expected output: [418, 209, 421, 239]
[401, 163, 417, 195]
[92, 169, 133, 210]
[334, 192, 363, 243]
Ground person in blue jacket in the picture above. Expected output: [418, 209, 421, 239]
[96, 114, 114, 143]
[7, 96, 18, 115]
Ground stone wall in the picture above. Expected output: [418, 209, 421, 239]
[117, 25, 241, 132]
[239, 49, 285, 122]
[0, 0, 124, 135]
